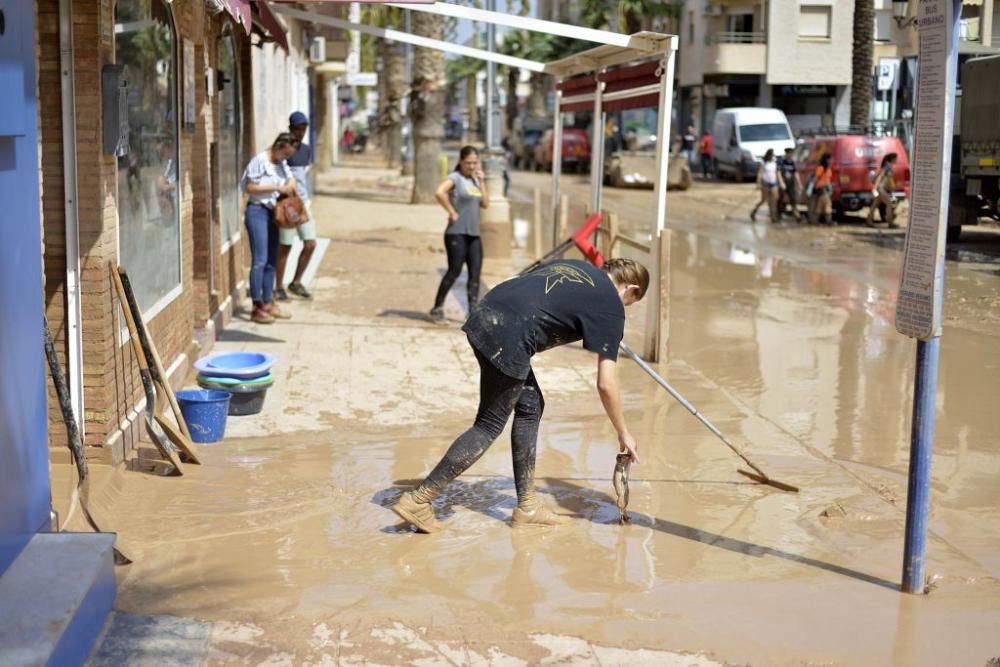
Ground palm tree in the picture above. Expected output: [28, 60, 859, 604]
[411, 11, 447, 203]
[850, 0, 875, 128]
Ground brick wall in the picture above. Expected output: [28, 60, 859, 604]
[38, 0, 254, 465]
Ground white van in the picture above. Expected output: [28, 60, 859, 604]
[711, 108, 796, 181]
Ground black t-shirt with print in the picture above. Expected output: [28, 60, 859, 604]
[462, 259, 625, 379]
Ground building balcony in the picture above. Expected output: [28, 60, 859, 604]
[703, 32, 766, 75]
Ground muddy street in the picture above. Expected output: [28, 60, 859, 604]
[77, 164, 1000, 666]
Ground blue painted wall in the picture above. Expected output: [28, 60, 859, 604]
[0, 0, 53, 575]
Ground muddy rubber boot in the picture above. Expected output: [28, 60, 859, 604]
[391, 489, 441, 533]
[511, 493, 570, 528]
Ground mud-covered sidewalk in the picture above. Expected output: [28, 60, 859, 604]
[76, 162, 1000, 666]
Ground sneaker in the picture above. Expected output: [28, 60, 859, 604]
[749, 209, 757, 221]
[267, 303, 291, 320]
[251, 307, 274, 325]
[429, 307, 446, 324]
[274, 287, 290, 301]
[391, 491, 441, 533]
[288, 282, 313, 299]
[511, 497, 570, 527]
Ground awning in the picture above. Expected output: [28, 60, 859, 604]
[213, 0, 252, 35]
[253, 1, 289, 52]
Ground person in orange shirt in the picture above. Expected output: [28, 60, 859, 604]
[809, 153, 834, 225]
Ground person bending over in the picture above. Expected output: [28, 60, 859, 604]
[393, 257, 649, 533]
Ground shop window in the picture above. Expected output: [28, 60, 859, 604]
[217, 27, 241, 245]
[799, 5, 832, 39]
[115, 0, 181, 313]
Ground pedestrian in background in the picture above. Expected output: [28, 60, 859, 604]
[392, 258, 649, 533]
[750, 149, 784, 223]
[275, 112, 317, 301]
[809, 154, 835, 225]
[240, 133, 298, 324]
[679, 125, 697, 170]
[429, 145, 488, 323]
[867, 152, 899, 228]
[779, 147, 801, 221]
[698, 131, 713, 179]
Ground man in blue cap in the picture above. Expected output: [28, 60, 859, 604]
[275, 111, 317, 300]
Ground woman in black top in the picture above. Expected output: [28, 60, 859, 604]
[391, 258, 649, 533]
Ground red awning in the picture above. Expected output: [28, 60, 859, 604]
[253, 1, 289, 53]
[212, 0, 252, 34]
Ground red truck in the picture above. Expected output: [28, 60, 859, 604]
[794, 135, 911, 217]
[534, 128, 591, 173]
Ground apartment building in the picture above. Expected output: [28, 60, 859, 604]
[680, 0, 853, 134]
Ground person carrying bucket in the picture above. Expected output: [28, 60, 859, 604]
[391, 257, 649, 533]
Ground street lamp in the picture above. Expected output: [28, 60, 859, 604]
[892, 0, 917, 29]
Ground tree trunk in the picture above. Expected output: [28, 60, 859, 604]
[382, 41, 406, 168]
[506, 67, 519, 133]
[850, 0, 875, 128]
[411, 12, 446, 203]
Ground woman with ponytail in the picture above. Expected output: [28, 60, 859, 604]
[429, 146, 489, 322]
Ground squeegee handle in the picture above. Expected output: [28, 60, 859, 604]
[618, 342, 767, 478]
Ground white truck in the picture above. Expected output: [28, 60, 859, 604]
[711, 108, 796, 181]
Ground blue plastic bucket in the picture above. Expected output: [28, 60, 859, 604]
[176, 389, 231, 444]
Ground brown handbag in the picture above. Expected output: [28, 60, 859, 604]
[274, 192, 308, 229]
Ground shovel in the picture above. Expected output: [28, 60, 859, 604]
[118, 268, 201, 464]
[110, 265, 184, 474]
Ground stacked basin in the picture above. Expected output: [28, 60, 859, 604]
[194, 352, 276, 416]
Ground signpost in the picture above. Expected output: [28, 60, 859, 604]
[895, 0, 961, 595]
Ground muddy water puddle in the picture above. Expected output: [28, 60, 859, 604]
[93, 210, 1000, 665]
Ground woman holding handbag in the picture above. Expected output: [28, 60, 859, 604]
[429, 145, 489, 323]
[240, 133, 299, 324]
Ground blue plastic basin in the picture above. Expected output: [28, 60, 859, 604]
[176, 389, 231, 444]
[194, 351, 275, 380]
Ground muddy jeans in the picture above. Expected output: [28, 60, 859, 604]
[433, 233, 482, 311]
[418, 345, 544, 504]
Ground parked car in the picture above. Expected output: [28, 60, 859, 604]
[534, 128, 591, 173]
[794, 134, 911, 215]
[712, 107, 796, 181]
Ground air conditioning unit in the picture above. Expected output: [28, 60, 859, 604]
[703, 3, 723, 16]
[309, 37, 326, 64]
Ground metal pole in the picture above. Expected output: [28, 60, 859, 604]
[589, 76, 605, 215]
[331, 79, 340, 165]
[550, 90, 564, 250]
[486, 0, 497, 148]
[901, 337, 940, 593]
[59, 0, 85, 435]
[899, 0, 961, 595]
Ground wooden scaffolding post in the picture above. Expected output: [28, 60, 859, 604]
[606, 211, 619, 257]
[533, 188, 543, 259]
[558, 194, 569, 241]
[655, 230, 671, 363]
